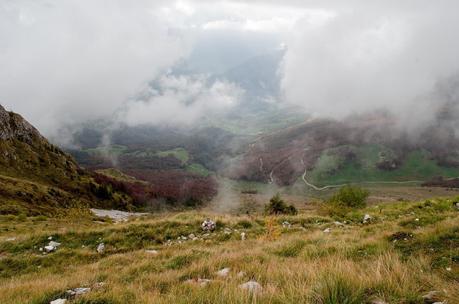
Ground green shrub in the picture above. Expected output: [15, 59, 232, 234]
[328, 186, 369, 208]
[264, 193, 298, 215]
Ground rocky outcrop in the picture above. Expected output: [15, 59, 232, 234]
[0, 105, 41, 143]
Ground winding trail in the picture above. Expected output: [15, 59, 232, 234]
[301, 168, 424, 191]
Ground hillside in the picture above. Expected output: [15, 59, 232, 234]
[0, 105, 133, 215]
[0, 196, 457, 303]
[228, 112, 459, 187]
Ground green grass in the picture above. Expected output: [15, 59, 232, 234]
[0, 197, 458, 303]
[309, 145, 459, 185]
[186, 163, 211, 177]
[156, 148, 189, 164]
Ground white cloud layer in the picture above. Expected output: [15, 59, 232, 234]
[280, 1, 459, 123]
[120, 75, 244, 126]
[2, 0, 459, 135]
[0, 0, 192, 134]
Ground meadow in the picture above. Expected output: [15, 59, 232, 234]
[0, 196, 458, 304]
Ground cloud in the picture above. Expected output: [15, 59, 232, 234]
[0, 0, 192, 135]
[3, 0, 459, 138]
[119, 75, 244, 126]
[280, 1, 459, 124]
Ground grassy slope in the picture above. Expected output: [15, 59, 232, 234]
[309, 144, 459, 186]
[0, 198, 458, 303]
[156, 148, 189, 164]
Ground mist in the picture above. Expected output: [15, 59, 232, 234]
[1, 0, 459, 138]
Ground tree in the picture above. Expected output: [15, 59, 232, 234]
[328, 185, 369, 208]
[265, 193, 298, 215]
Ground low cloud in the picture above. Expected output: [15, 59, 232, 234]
[119, 75, 244, 126]
[0, 0, 192, 134]
[280, 2, 459, 127]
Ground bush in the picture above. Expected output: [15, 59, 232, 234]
[328, 185, 369, 208]
[264, 193, 298, 215]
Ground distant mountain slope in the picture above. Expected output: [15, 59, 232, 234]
[226, 112, 459, 186]
[0, 105, 133, 215]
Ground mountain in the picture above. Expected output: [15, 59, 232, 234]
[227, 111, 459, 186]
[0, 105, 133, 216]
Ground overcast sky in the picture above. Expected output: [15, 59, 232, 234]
[1, 0, 458, 135]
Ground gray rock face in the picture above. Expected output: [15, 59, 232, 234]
[0, 105, 41, 142]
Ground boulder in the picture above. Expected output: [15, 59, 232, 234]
[97, 243, 105, 254]
[239, 280, 262, 294]
[44, 245, 56, 253]
[216, 267, 230, 278]
[145, 249, 159, 255]
[363, 214, 372, 224]
[282, 221, 291, 229]
[201, 219, 216, 231]
[185, 278, 212, 287]
[66, 287, 91, 297]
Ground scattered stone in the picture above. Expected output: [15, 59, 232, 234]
[237, 271, 246, 278]
[363, 214, 372, 224]
[48, 241, 61, 248]
[48, 236, 53, 240]
[224, 228, 232, 234]
[39, 247, 43, 252]
[282, 221, 291, 229]
[188, 233, 196, 239]
[185, 278, 212, 287]
[97, 243, 105, 254]
[145, 249, 159, 255]
[422, 291, 442, 304]
[241, 232, 246, 240]
[446, 266, 452, 271]
[239, 280, 262, 294]
[93, 282, 106, 289]
[216, 267, 230, 277]
[455, 202, 459, 210]
[6, 237, 16, 241]
[334, 221, 345, 227]
[201, 218, 216, 231]
[323, 228, 331, 233]
[44, 245, 56, 252]
[415, 218, 420, 222]
[50, 299, 66, 304]
[66, 287, 91, 297]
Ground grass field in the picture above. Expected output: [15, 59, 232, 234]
[156, 148, 190, 164]
[308, 145, 459, 186]
[1, 195, 458, 303]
